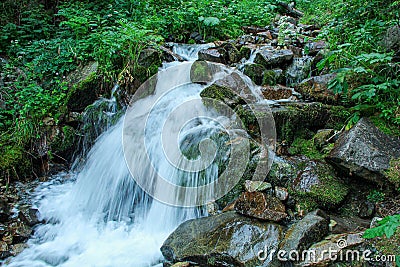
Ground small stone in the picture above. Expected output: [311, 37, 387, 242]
[275, 186, 289, 201]
[244, 180, 272, 192]
[329, 219, 337, 231]
[358, 201, 375, 219]
[370, 217, 382, 228]
[171, 262, 190, 267]
[206, 202, 219, 215]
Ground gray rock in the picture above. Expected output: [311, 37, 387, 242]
[299, 233, 364, 266]
[244, 180, 272, 192]
[198, 48, 227, 64]
[304, 41, 327, 56]
[254, 48, 294, 68]
[234, 192, 287, 221]
[326, 118, 400, 184]
[161, 211, 284, 266]
[279, 212, 329, 256]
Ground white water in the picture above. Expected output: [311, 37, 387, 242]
[5, 46, 224, 267]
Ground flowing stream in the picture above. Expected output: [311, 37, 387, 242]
[5, 44, 225, 267]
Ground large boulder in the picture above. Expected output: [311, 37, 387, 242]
[239, 102, 349, 142]
[279, 211, 329, 259]
[254, 48, 294, 68]
[234, 192, 287, 222]
[161, 211, 284, 267]
[326, 117, 400, 184]
[65, 62, 99, 112]
[295, 73, 338, 104]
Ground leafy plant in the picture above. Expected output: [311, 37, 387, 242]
[367, 190, 385, 203]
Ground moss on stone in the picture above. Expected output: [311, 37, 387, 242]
[386, 158, 400, 189]
[369, 116, 400, 137]
[290, 160, 349, 212]
[239, 46, 251, 60]
[243, 63, 266, 85]
[66, 71, 99, 112]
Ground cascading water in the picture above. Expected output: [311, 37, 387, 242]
[4, 46, 240, 267]
[285, 56, 312, 86]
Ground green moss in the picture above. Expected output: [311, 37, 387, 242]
[291, 161, 349, 212]
[370, 116, 400, 137]
[190, 61, 213, 84]
[0, 141, 31, 182]
[288, 138, 324, 160]
[239, 46, 251, 60]
[386, 158, 400, 189]
[50, 125, 76, 156]
[243, 63, 265, 85]
[66, 71, 99, 112]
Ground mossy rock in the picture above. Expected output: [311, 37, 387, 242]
[190, 61, 222, 84]
[239, 46, 251, 60]
[49, 125, 77, 162]
[243, 63, 266, 85]
[117, 48, 162, 107]
[262, 69, 284, 86]
[66, 62, 100, 112]
[288, 158, 349, 211]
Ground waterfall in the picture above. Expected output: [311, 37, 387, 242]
[4, 46, 232, 267]
[5, 44, 275, 267]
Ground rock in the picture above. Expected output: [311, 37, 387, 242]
[234, 192, 287, 221]
[242, 63, 265, 85]
[243, 102, 349, 142]
[295, 73, 338, 104]
[299, 233, 364, 266]
[291, 159, 349, 210]
[161, 211, 283, 266]
[254, 48, 294, 68]
[190, 31, 203, 42]
[198, 48, 227, 64]
[239, 45, 252, 59]
[267, 157, 297, 186]
[279, 212, 329, 256]
[171, 262, 190, 267]
[304, 41, 327, 56]
[221, 42, 241, 64]
[138, 48, 162, 68]
[261, 85, 299, 100]
[326, 118, 400, 184]
[9, 222, 32, 243]
[312, 129, 334, 148]
[206, 202, 219, 215]
[200, 72, 253, 108]
[66, 62, 99, 112]
[358, 201, 375, 219]
[261, 69, 284, 86]
[160, 46, 184, 62]
[244, 180, 272, 192]
[0, 241, 10, 260]
[10, 243, 28, 256]
[0, 198, 10, 223]
[383, 25, 400, 60]
[190, 60, 222, 84]
[329, 215, 371, 234]
[18, 207, 40, 226]
[275, 186, 289, 201]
